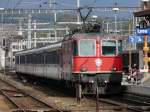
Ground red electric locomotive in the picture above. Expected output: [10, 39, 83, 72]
[61, 33, 123, 94]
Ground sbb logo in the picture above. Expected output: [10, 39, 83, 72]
[95, 58, 102, 67]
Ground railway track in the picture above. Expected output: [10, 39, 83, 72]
[19, 76, 150, 112]
[0, 78, 67, 112]
[5, 73, 150, 112]
[98, 94, 150, 112]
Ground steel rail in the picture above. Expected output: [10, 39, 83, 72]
[0, 78, 65, 112]
[99, 98, 150, 112]
[0, 90, 20, 109]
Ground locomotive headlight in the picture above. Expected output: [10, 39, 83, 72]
[88, 78, 94, 83]
[112, 67, 117, 71]
[89, 80, 94, 83]
[104, 80, 108, 84]
[122, 72, 125, 75]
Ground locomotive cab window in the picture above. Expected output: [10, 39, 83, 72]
[102, 40, 116, 56]
[79, 39, 96, 56]
[73, 41, 78, 56]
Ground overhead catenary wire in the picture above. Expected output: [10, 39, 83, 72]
[13, 0, 24, 9]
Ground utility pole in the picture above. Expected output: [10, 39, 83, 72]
[106, 22, 109, 33]
[49, 0, 57, 41]
[54, 1, 57, 42]
[33, 20, 37, 48]
[18, 19, 23, 36]
[77, 0, 80, 23]
[112, 2, 119, 33]
[1, 13, 3, 32]
[27, 14, 32, 49]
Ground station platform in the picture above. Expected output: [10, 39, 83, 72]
[122, 74, 150, 97]
[122, 85, 150, 96]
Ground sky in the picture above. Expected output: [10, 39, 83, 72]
[0, 0, 142, 20]
[0, 0, 140, 9]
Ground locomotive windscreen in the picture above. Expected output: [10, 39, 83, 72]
[79, 39, 96, 56]
[102, 40, 116, 56]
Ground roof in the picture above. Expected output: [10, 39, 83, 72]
[73, 33, 126, 40]
[15, 42, 61, 56]
[134, 9, 150, 17]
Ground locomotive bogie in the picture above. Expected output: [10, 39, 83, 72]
[73, 73, 122, 94]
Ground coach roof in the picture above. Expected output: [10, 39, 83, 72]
[15, 42, 61, 56]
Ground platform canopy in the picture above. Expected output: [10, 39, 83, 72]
[134, 9, 150, 17]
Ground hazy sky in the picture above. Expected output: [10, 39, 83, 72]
[0, 0, 140, 9]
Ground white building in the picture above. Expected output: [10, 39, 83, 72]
[6, 39, 27, 70]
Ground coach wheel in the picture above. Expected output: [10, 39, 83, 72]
[76, 83, 82, 104]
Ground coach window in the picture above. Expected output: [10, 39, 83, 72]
[39, 53, 44, 64]
[32, 55, 35, 64]
[56, 51, 60, 64]
[20, 56, 25, 64]
[79, 39, 96, 56]
[15, 56, 19, 64]
[31, 54, 35, 64]
[102, 40, 116, 56]
[36, 54, 40, 64]
[53, 51, 58, 64]
[46, 53, 51, 64]
[26, 55, 30, 64]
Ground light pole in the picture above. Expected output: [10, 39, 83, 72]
[27, 13, 32, 49]
[0, 8, 4, 32]
[112, 7, 119, 33]
[33, 20, 37, 48]
[49, 0, 57, 41]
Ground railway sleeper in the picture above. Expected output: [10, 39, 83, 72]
[12, 108, 63, 112]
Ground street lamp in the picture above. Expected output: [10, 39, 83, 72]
[112, 7, 119, 33]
